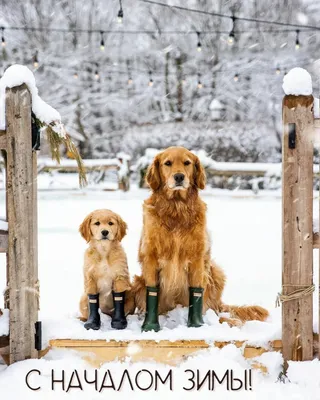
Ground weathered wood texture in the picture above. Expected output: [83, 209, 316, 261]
[282, 95, 314, 361]
[49, 339, 282, 368]
[6, 84, 38, 363]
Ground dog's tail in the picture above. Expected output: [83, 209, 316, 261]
[219, 303, 269, 323]
[125, 275, 146, 315]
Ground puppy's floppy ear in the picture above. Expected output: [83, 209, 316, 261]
[194, 156, 206, 190]
[116, 215, 127, 242]
[146, 155, 161, 191]
[79, 213, 92, 242]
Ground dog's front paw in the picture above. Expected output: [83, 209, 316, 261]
[141, 321, 160, 332]
[84, 316, 101, 330]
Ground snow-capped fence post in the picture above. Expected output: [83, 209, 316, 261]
[282, 69, 314, 362]
[6, 84, 39, 363]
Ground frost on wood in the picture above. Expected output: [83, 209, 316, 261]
[282, 67, 313, 96]
[0, 64, 65, 137]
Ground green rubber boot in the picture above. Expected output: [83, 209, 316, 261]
[141, 286, 160, 332]
[187, 287, 204, 328]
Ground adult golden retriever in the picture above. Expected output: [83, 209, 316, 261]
[132, 146, 268, 331]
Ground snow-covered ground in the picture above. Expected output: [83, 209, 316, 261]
[0, 187, 319, 398]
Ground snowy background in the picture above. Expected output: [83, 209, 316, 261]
[1, 0, 320, 163]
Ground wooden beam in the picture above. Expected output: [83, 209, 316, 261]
[6, 84, 38, 363]
[48, 339, 282, 368]
[282, 94, 314, 362]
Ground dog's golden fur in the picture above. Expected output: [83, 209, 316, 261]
[132, 146, 268, 326]
[79, 209, 132, 320]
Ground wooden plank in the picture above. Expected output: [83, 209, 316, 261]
[0, 230, 8, 253]
[38, 164, 119, 173]
[6, 84, 38, 363]
[48, 339, 284, 368]
[50, 339, 210, 348]
[32, 153, 39, 312]
[282, 94, 314, 362]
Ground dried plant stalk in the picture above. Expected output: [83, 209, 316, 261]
[35, 117, 87, 187]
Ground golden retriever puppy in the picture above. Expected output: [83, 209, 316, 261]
[131, 146, 269, 331]
[79, 209, 131, 330]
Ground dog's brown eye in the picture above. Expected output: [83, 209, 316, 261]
[164, 161, 172, 166]
[184, 160, 191, 166]
[108, 221, 114, 226]
[94, 221, 100, 226]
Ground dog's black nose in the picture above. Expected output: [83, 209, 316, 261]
[101, 230, 109, 237]
[174, 173, 185, 184]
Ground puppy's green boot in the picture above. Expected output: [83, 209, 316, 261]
[141, 286, 160, 332]
[187, 287, 204, 328]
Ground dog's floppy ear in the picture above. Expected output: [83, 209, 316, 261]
[116, 214, 127, 242]
[79, 213, 92, 242]
[194, 156, 206, 190]
[146, 154, 161, 191]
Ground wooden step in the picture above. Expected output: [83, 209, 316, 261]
[49, 339, 282, 368]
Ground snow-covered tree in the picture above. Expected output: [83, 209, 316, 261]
[0, 0, 317, 161]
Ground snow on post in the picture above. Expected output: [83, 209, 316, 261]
[0, 64, 86, 186]
[0, 64, 64, 135]
[282, 67, 312, 96]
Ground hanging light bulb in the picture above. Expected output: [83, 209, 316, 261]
[181, 77, 186, 85]
[228, 16, 236, 45]
[275, 66, 281, 75]
[196, 32, 202, 52]
[74, 72, 78, 79]
[100, 31, 105, 51]
[148, 71, 153, 86]
[128, 77, 133, 85]
[295, 30, 300, 50]
[233, 73, 239, 82]
[118, 0, 123, 23]
[33, 52, 39, 68]
[197, 73, 203, 89]
[95, 70, 100, 80]
[1, 27, 5, 47]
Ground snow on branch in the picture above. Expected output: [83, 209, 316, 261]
[282, 67, 312, 96]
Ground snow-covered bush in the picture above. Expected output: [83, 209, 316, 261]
[117, 121, 280, 164]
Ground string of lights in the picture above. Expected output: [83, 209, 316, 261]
[138, 0, 320, 31]
[0, 1, 313, 89]
[0, 27, 308, 53]
[35, 60, 308, 88]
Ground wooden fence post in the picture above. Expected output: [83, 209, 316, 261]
[282, 94, 314, 362]
[6, 84, 39, 363]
